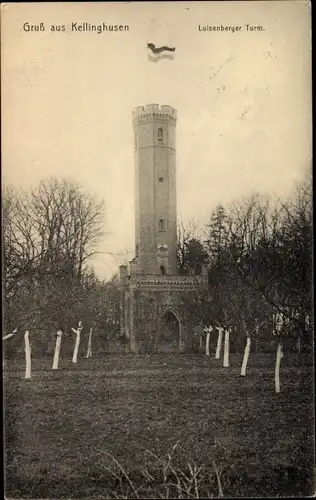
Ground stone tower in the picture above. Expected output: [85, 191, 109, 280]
[119, 104, 207, 353]
[133, 104, 177, 275]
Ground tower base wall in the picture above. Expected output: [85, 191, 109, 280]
[120, 274, 206, 353]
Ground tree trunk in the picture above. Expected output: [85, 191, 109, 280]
[241, 336, 251, 376]
[199, 335, 203, 351]
[52, 330, 62, 369]
[86, 328, 92, 358]
[275, 342, 283, 393]
[255, 322, 259, 353]
[215, 327, 223, 359]
[223, 328, 230, 368]
[72, 327, 82, 363]
[296, 336, 301, 354]
[205, 331, 210, 356]
[24, 330, 31, 379]
[3, 333, 15, 340]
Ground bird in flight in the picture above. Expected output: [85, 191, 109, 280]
[147, 43, 176, 54]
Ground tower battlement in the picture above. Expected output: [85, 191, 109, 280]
[132, 104, 177, 125]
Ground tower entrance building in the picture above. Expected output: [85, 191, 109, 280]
[119, 104, 206, 353]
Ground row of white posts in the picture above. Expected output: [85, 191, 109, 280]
[202, 318, 285, 394]
[3, 322, 94, 380]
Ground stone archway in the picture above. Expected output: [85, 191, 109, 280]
[157, 307, 183, 353]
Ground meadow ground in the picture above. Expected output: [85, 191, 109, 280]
[3, 352, 314, 498]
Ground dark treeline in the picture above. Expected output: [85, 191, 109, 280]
[3, 174, 312, 356]
[178, 173, 312, 353]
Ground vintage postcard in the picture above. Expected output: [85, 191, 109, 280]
[2, 1, 313, 498]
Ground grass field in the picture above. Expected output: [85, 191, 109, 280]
[3, 352, 314, 498]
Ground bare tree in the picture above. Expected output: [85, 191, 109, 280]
[226, 187, 311, 332]
[28, 178, 105, 282]
[191, 181, 312, 353]
[3, 177, 106, 333]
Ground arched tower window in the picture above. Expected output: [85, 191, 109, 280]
[160, 265, 166, 276]
[158, 218, 165, 231]
[157, 127, 163, 142]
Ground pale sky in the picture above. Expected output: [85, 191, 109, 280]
[1, 1, 312, 279]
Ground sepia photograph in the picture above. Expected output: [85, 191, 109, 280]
[1, 1, 313, 498]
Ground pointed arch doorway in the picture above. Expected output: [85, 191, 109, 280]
[157, 308, 183, 353]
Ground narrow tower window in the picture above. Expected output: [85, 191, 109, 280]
[158, 218, 165, 231]
[157, 127, 163, 142]
[134, 130, 137, 148]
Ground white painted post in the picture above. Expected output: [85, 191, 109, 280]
[72, 322, 82, 364]
[275, 342, 283, 393]
[215, 327, 223, 359]
[86, 328, 92, 358]
[205, 326, 212, 356]
[52, 330, 62, 369]
[223, 328, 230, 368]
[241, 336, 251, 376]
[24, 330, 31, 379]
